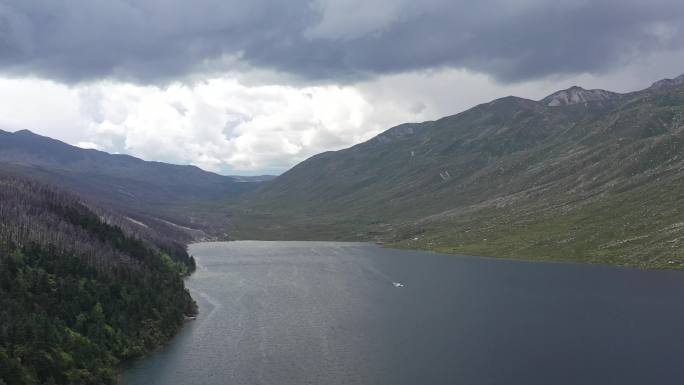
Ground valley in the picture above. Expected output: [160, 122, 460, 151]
[2, 3, 683, 385]
[3, 76, 684, 270]
[1, 73, 684, 385]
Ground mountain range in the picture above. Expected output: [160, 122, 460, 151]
[1, 74, 683, 269]
[233, 74, 684, 269]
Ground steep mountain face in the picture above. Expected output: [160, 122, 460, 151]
[0, 130, 263, 233]
[237, 75, 684, 268]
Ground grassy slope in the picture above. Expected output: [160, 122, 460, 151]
[232, 83, 684, 269]
[390, 172, 684, 269]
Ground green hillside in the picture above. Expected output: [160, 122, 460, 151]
[233, 75, 684, 269]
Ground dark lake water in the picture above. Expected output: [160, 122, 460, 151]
[122, 241, 684, 385]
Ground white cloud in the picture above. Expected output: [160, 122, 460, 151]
[0, 76, 411, 174]
[0, 78, 87, 143]
[0, 54, 682, 175]
[75, 141, 103, 150]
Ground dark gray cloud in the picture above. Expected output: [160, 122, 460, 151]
[0, 0, 682, 84]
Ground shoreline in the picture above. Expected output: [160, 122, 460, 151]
[116, 260, 200, 385]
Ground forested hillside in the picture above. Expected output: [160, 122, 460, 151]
[0, 173, 197, 385]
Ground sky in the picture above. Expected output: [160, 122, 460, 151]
[0, 0, 683, 175]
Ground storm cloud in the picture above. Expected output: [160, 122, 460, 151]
[1, 0, 683, 84]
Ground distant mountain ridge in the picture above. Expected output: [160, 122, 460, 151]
[0, 129, 265, 234]
[0, 129, 243, 184]
[539, 74, 684, 107]
[234, 73, 684, 269]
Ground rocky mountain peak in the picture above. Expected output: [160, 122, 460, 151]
[540, 86, 619, 107]
[649, 74, 684, 90]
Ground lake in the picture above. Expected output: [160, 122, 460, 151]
[122, 241, 684, 385]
